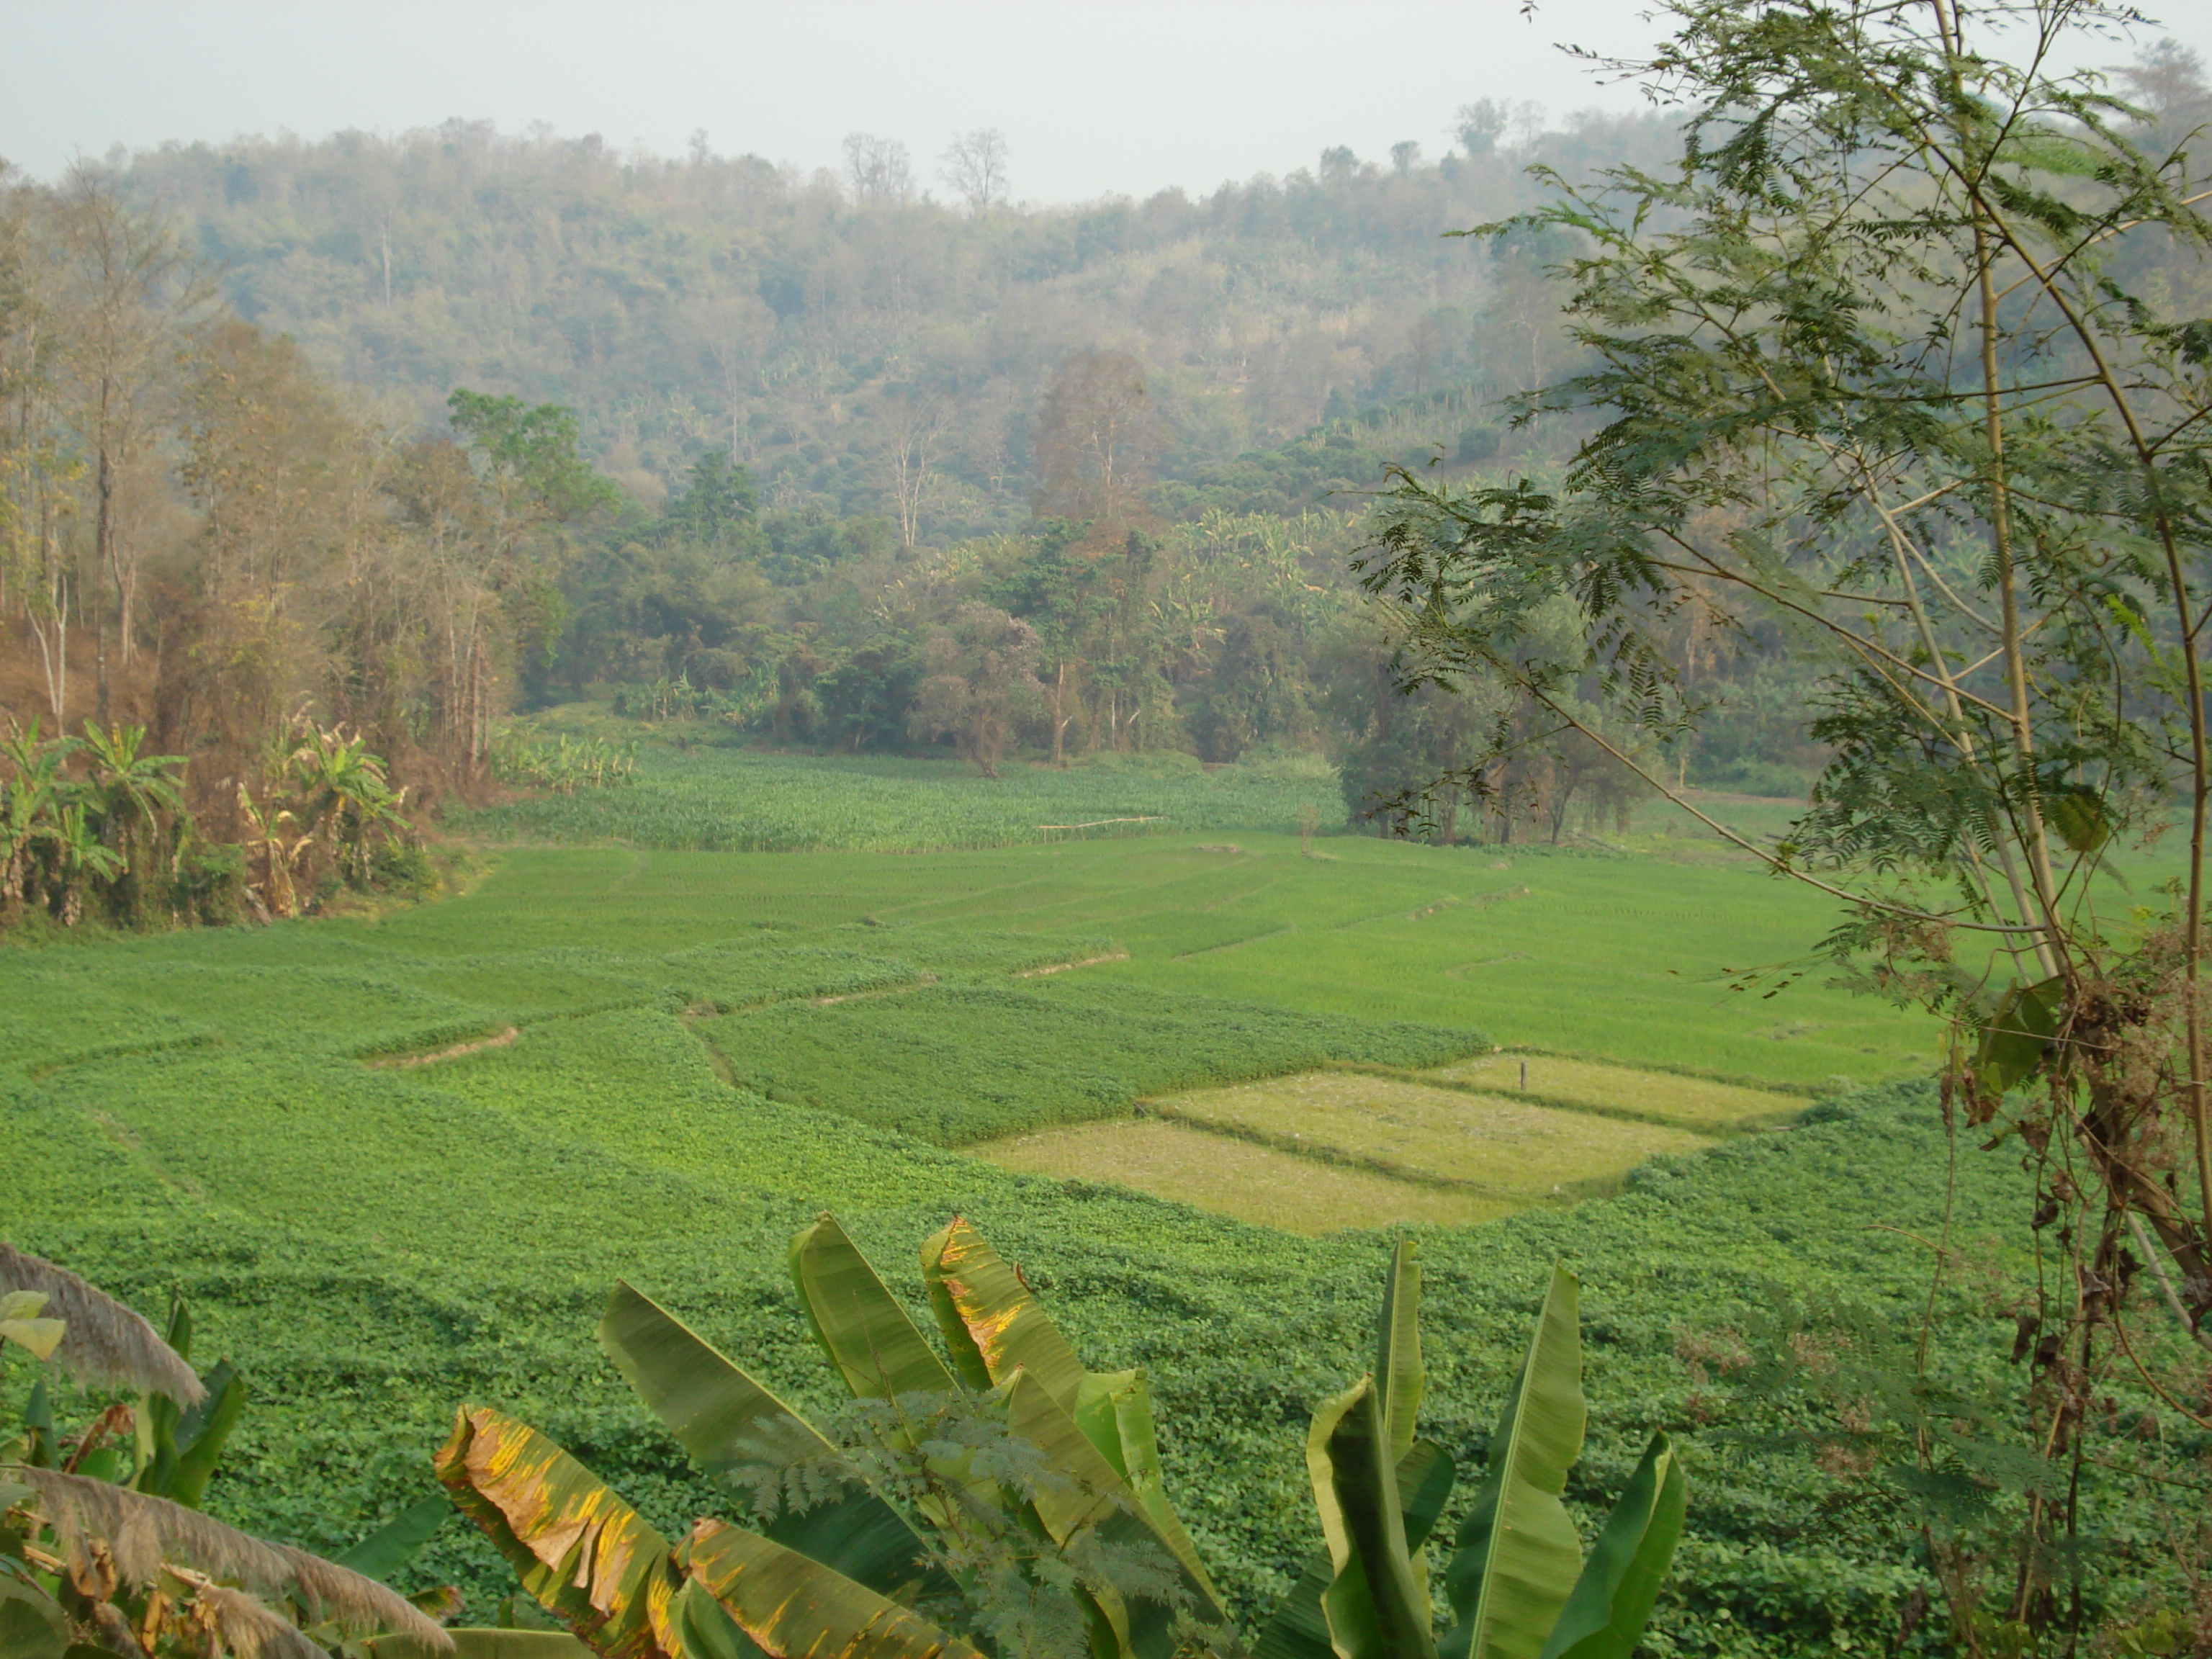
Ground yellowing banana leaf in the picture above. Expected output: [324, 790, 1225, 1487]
[0, 1291, 64, 1362]
[920, 1220, 1216, 1603]
[1004, 1371, 1229, 1658]
[919, 1220, 1087, 1406]
[596, 1282, 947, 1606]
[684, 1519, 984, 1659]
[1441, 1267, 1586, 1659]
[1307, 1380, 1435, 1659]
[1372, 1244, 1423, 1473]
[1536, 1434, 1684, 1659]
[434, 1406, 683, 1659]
[1254, 1442, 1454, 1659]
[788, 1218, 956, 1405]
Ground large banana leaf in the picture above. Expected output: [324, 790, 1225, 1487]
[597, 1282, 946, 1605]
[1537, 1435, 1685, 1659]
[789, 1218, 956, 1404]
[135, 1352, 243, 1510]
[920, 1220, 1086, 1406]
[1441, 1268, 1586, 1659]
[685, 1519, 984, 1659]
[999, 1371, 1231, 1652]
[1306, 1380, 1435, 1659]
[1254, 1442, 1454, 1659]
[920, 1222, 1217, 1602]
[0, 1571, 68, 1659]
[1372, 1244, 1423, 1473]
[434, 1406, 685, 1659]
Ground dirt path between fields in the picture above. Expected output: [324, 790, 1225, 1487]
[366, 1026, 521, 1069]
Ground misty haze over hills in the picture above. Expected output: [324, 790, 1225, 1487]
[102, 110, 1678, 536]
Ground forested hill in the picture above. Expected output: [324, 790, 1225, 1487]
[109, 112, 1677, 537]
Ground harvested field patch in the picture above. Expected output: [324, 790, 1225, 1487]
[1423, 1053, 1807, 1130]
[969, 1117, 1521, 1234]
[1152, 1071, 1716, 1197]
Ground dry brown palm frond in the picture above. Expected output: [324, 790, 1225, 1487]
[186, 1583, 328, 1659]
[7, 1467, 452, 1651]
[274, 1544, 454, 1645]
[0, 1245, 204, 1405]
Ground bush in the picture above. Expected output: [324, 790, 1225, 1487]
[171, 842, 248, 926]
[368, 839, 441, 900]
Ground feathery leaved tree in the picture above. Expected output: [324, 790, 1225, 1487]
[1361, 0, 2212, 1644]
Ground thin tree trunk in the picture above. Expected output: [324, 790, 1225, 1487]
[94, 444, 112, 727]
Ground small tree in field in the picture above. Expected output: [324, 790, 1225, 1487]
[1363, 0, 2212, 1643]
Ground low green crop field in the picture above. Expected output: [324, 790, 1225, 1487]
[10, 745, 2166, 1653]
[447, 745, 1341, 852]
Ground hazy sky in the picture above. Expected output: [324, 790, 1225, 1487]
[6, 1, 2207, 204]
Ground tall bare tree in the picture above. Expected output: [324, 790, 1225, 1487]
[1032, 350, 1169, 527]
[881, 389, 946, 554]
[50, 170, 208, 720]
[938, 129, 1010, 212]
[842, 134, 914, 206]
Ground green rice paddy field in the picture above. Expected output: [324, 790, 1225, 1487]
[2, 748, 2136, 1653]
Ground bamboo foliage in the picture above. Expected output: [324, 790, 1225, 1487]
[1357, 0, 2212, 1639]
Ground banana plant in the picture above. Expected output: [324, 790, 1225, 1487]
[437, 1214, 1233, 1659]
[436, 1222, 1684, 1659]
[45, 805, 124, 927]
[1264, 1252, 1685, 1659]
[1, 1247, 456, 1659]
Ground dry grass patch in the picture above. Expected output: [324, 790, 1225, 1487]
[1152, 1071, 1715, 1196]
[1424, 1053, 1806, 1130]
[971, 1118, 1519, 1235]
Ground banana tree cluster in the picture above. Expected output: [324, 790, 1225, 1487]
[1, 1245, 455, 1659]
[0, 719, 184, 927]
[436, 1217, 1683, 1659]
[238, 717, 413, 917]
[485, 725, 639, 795]
[1256, 1253, 1683, 1659]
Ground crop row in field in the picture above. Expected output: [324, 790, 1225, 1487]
[348, 835, 1932, 1086]
[703, 981, 1484, 1144]
[446, 746, 1343, 852]
[7, 1043, 2064, 1651]
[976, 1117, 1528, 1232]
[1149, 1071, 1718, 1196]
[971, 1056, 1791, 1233]
[1420, 1051, 1809, 1130]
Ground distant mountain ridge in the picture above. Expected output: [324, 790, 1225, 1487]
[110, 114, 1677, 541]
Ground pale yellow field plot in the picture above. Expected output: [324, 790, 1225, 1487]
[1424, 1053, 1805, 1131]
[972, 1118, 1521, 1236]
[1154, 1071, 1716, 1195]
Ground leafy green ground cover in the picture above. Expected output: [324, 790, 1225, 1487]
[347, 833, 1931, 1084]
[6, 1058, 2055, 1655]
[709, 982, 1478, 1143]
[447, 746, 1341, 852]
[2, 760, 2083, 1654]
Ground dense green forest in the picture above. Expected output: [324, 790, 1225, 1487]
[1, 94, 1769, 938]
